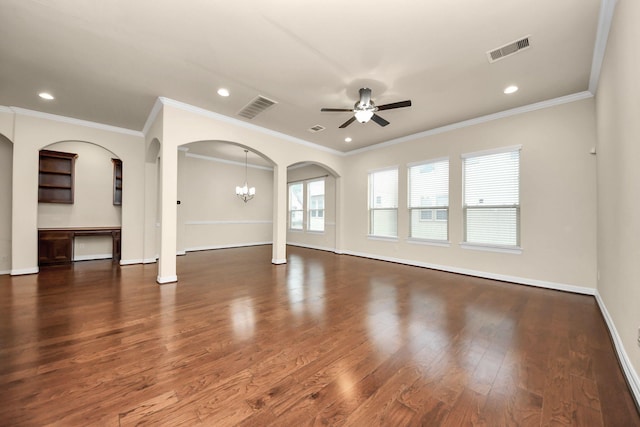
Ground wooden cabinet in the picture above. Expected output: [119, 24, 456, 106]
[38, 230, 73, 265]
[38, 150, 77, 204]
[38, 228, 121, 266]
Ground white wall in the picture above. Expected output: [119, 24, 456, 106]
[343, 98, 598, 291]
[286, 163, 337, 251]
[0, 136, 12, 273]
[595, 0, 640, 397]
[178, 150, 274, 252]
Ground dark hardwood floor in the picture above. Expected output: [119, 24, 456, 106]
[0, 245, 638, 426]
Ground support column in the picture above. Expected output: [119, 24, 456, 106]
[157, 143, 178, 283]
[11, 144, 39, 275]
[272, 164, 287, 264]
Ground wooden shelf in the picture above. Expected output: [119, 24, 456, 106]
[112, 158, 122, 206]
[39, 150, 77, 204]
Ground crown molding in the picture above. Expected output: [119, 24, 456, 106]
[9, 107, 144, 137]
[185, 152, 273, 170]
[142, 97, 164, 136]
[0, 105, 13, 114]
[345, 91, 593, 156]
[589, 0, 618, 94]
[158, 97, 345, 156]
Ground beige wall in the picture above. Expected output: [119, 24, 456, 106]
[595, 0, 640, 390]
[343, 99, 598, 291]
[9, 112, 145, 272]
[286, 163, 337, 251]
[178, 150, 274, 251]
[0, 136, 12, 273]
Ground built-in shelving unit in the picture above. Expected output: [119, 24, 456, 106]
[112, 158, 122, 205]
[38, 150, 77, 204]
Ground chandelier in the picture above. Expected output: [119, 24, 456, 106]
[235, 149, 255, 203]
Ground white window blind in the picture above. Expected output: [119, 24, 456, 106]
[408, 159, 449, 241]
[463, 148, 520, 247]
[288, 182, 303, 230]
[307, 179, 325, 232]
[369, 168, 398, 238]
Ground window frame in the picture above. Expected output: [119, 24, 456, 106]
[461, 145, 522, 253]
[368, 166, 399, 239]
[288, 182, 304, 231]
[306, 178, 325, 232]
[407, 157, 449, 242]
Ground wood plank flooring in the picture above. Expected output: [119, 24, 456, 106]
[0, 245, 638, 426]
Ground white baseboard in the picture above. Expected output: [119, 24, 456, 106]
[157, 275, 177, 284]
[11, 267, 39, 275]
[595, 291, 640, 408]
[0, 269, 10, 276]
[286, 242, 337, 253]
[272, 258, 287, 265]
[73, 253, 112, 261]
[340, 250, 596, 295]
[185, 241, 271, 253]
[120, 258, 147, 265]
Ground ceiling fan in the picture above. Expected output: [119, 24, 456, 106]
[321, 88, 412, 128]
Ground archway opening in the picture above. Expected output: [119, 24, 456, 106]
[0, 134, 13, 273]
[37, 141, 122, 265]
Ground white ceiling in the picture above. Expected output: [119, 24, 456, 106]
[1, 0, 604, 155]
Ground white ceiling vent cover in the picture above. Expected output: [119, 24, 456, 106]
[487, 36, 531, 63]
[238, 96, 277, 119]
[308, 125, 325, 133]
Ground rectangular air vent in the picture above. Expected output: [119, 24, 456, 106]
[237, 95, 277, 119]
[487, 36, 531, 63]
[308, 125, 325, 133]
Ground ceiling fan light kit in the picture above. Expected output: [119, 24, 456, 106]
[321, 87, 411, 129]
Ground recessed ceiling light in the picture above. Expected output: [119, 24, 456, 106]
[217, 88, 230, 97]
[39, 92, 54, 100]
[344, 137, 352, 143]
[503, 85, 518, 94]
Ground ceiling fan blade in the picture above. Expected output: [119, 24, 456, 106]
[371, 114, 390, 127]
[321, 108, 353, 112]
[376, 100, 412, 111]
[339, 116, 357, 128]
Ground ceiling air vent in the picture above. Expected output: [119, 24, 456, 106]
[237, 95, 277, 120]
[308, 125, 326, 133]
[487, 36, 531, 63]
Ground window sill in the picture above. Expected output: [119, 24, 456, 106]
[460, 242, 522, 254]
[306, 230, 325, 235]
[407, 238, 451, 248]
[367, 235, 399, 242]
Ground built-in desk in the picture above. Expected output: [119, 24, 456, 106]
[38, 227, 121, 266]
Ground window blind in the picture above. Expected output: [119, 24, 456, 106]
[369, 168, 398, 238]
[463, 149, 520, 246]
[408, 159, 449, 240]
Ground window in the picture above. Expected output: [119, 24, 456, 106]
[409, 159, 449, 241]
[463, 147, 520, 247]
[369, 168, 398, 238]
[307, 180, 325, 232]
[288, 182, 304, 230]
[38, 150, 78, 204]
